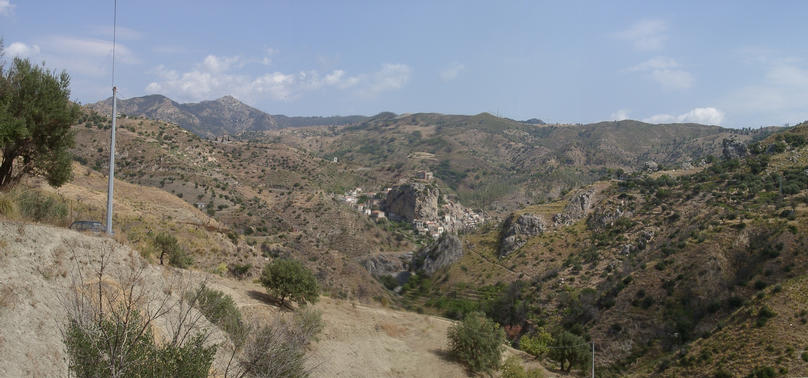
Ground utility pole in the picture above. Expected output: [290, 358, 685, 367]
[592, 341, 595, 378]
[106, 86, 117, 234]
[105, 0, 118, 235]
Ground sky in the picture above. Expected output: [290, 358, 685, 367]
[2, 1, 808, 128]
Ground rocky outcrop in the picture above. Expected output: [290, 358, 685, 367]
[412, 234, 464, 276]
[587, 207, 627, 229]
[498, 213, 547, 257]
[361, 252, 412, 277]
[644, 161, 659, 172]
[722, 138, 748, 160]
[383, 183, 439, 223]
[553, 189, 595, 226]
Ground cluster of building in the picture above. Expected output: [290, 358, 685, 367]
[339, 187, 390, 221]
[337, 169, 485, 239]
[414, 202, 485, 239]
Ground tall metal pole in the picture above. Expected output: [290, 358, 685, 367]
[105, 87, 117, 234]
[105, 0, 118, 235]
[591, 341, 595, 378]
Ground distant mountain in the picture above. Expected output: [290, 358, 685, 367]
[87, 94, 368, 137]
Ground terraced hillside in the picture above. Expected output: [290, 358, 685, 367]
[259, 112, 771, 211]
[396, 122, 808, 376]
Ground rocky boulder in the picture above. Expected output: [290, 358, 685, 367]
[498, 213, 546, 257]
[412, 234, 464, 276]
[361, 252, 412, 277]
[553, 189, 595, 226]
[383, 183, 439, 223]
[722, 138, 748, 160]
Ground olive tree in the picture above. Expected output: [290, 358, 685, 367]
[260, 258, 319, 306]
[447, 311, 505, 374]
[0, 50, 80, 189]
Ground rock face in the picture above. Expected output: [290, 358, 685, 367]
[553, 189, 595, 226]
[499, 213, 547, 257]
[722, 138, 748, 160]
[587, 207, 627, 229]
[383, 183, 439, 223]
[412, 234, 464, 276]
[361, 252, 412, 277]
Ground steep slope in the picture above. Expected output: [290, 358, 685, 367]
[87, 95, 366, 137]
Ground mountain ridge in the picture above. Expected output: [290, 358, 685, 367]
[87, 94, 368, 137]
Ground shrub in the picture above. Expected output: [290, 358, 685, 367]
[229, 263, 252, 279]
[447, 312, 505, 373]
[755, 306, 776, 327]
[501, 355, 545, 378]
[238, 307, 324, 378]
[17, 191, 68, 224]
[63, 259, 217, 377]
[520, 328, 554, 359]
[0, 195, 14, 217]
[188, 284, 243, 337]
[154, 232, 192, 268]
[548, 331, 590, 372]
[260, 258, 320, 306]
[749, 365, 776, 378]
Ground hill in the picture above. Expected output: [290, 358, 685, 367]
[397, 122, 808, 376]
[87, 94, 367, 137]
[69, 111, 416, 299]
[260, 112, 771, 211]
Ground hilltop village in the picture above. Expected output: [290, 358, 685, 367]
[338, 170, 484, 238]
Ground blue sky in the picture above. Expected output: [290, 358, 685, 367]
[2, 1, 808, 127]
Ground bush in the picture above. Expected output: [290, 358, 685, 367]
[64, 312, 216, 377]
[154, 232, 192, 268]
[229, 263, 252, 279]
[188, 284, 243, 337]
[17, 191, 68, 224]
[238, 307, 324, 378]
[749, 365, 776, 378]
[501, 355, 545, 378]
[260, 258, 320, 306]
[447, 312, 505, 373]
[520, 329, 554, 359]
[548, 331, 590, 372]
[63, 260, 216, 377]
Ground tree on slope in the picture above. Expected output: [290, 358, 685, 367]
[260, 258, 319, 306]
[0, 44, 80, 189]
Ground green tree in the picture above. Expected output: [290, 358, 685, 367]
[547, 331, 590, 372]
[260, 258, 319, 306]
[447, 311, 505, 374]
[0, 51, 80, 189]
[520, 328, 554, 359]
[154, 232, 192, 268]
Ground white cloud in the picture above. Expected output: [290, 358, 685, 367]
[614, 19, 668, 51]
[440, 62, 465, 81]
[146, 54, 408, 102]
[0, 0, 14, 16]
[361, 63, 411, 96]
[6, 42, 40, 58]
[643, 107, 725, 125]
[628, 56, 693, 90]
[201, 55, 240, 73]
[610, 109, 630, 121]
